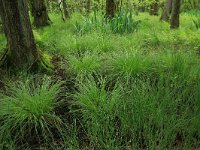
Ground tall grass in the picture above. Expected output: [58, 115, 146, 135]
[72, 76, 123, 149]
[31, 12, 200, 57]
[193, 13, 200, 29]
[68, 52, 101, 76]
[118, 76, 200, 149]
[70, 50, 200, 148]
[74, 10, 140, 35]
[72, 64, 200, 149]
[0, 11, 200, 149]
[0, 76, 67, 149]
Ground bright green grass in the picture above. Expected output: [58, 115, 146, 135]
[0, 12, 199, 56]
[31, 12, 200, 56]
[0, 76, 67, 149]
[0, 12, 200, 149]
[68, 52, 102, 76]
[72, 77, 123, 149]
[72, 73, 200, 149]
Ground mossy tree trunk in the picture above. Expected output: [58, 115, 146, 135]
[0, 0, 38, 70]
[31, 0, 50, 28]
[170, 0, 181, 29]
[160, 0, 172, 22]
[106, 0, 115, 19]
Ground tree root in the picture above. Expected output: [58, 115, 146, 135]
[0, 49, 54, 73]
[0, 48, 9, 69]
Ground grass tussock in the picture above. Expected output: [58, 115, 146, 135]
[0, 76, 67, 149]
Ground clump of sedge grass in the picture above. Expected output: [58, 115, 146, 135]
[68, 52, 101, 76]
[72, 76, 123, 149]
[0, 76, 66, 149]
[74, 9, 140, 35]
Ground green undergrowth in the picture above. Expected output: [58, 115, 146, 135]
[31, 12, 200, 57]
[74, 10, 140, 35]
[0, 76, 68, 149]
[72, 74, 200, 149]
[67, 50, 200, 149]
[0, 12, 200, 149]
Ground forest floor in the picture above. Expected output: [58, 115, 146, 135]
[0, 12, 200, 149]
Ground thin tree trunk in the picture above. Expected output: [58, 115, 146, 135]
[101, 0, 104, 13]
[58, 0, 69, 21]
[58, 0, 65, 21]
[0, 0, 38, 70]
[86, 0, 91, 15]
[138, 0, 146, 12]
[149, 0, 159, 16]
[63, 0, 70, 19]
[0, 16, 2, 32]
[79, 0, 83, 13]
[106, 0, 115, 19]
[160, 0, 172, 22]
[31, 0, 50, 28]
[170, 0, 181, 29]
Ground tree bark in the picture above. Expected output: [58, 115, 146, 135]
[0, 0, 38, 70]
[31, 0, 50, 28]
[138, 0, 146, 12]
[79, 0, 84, 13]
[86, 0, 91, 15]
[63, 0, 70, 19]
[106, 0, 115, 19]
[160, 0, 172, 22]
[0, 16, 2, 32]
[149, 0, 159, 16]
[170, 0, 181, 29]
[58, 0, 69, 21]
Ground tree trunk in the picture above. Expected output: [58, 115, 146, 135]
[149, 0, 159, 16]
[63, 0, 70, 19]
[58, 0, 69, 21]
[0, 0, 38, 70]
[79, 0, 84, 13]
[160, 0, 172, 22]
[86, 0, 91, 15]
[106, 0, 115, 19]
[58, 0, 64, 21]
[170, 0, 181, 29]
[0, 16, 2, 32]
[138, 0, 146, 12]
[31, 0, 50, 28]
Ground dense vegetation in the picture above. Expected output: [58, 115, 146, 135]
[0, 0, 200, 149]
